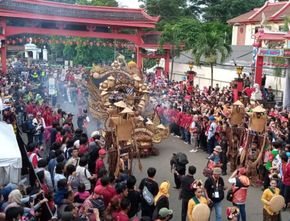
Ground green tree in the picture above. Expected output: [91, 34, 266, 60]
[160, 18, 201, 79]
[139, 0, 197, 26]
[191, 0, 266, 23]
[191, 22, 231, 86]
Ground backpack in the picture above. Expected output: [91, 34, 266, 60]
[142, 180, 154, 206]
[90, 198, 106, 213]
[176, 152, 189, 165]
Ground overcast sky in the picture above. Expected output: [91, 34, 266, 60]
[117, 0, 141, 8]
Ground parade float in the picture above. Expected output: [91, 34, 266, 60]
[87, 60, 169, 175]
[227, 101, 268, 186]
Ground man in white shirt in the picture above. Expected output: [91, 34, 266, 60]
[76, 156, 96, 191]
[35, 159, 54, 191]
[65, 147, 80, 168]
[54, 162, 66, 190]
[32, 112, 46, 146]
[207, 116, 217, 154]
[189, 115, 199, 153]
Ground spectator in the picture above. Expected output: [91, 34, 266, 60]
[204, 167, 225, 221]
[139, 167, 159, 218]
[152, 181, 170, 220]
[180, 165, 196, 221]
[228, 168, 250, 221]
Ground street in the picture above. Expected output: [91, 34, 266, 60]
[61, 102, 290, 221]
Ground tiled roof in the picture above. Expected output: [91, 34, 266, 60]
[227, 1, 288, 24]
[227, 10, 256, 24]
[0, 0, 159, 24]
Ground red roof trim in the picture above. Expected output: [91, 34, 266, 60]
[12, 0, 159, 22]
[5, 26, 141, 44]
[248, 1, 269, 20]
[228, 1, 289, 24]
[16, 0, 138, 13]
[255, 31, 290, 41]
[270, 1, 290, 20]
[140, 10, 160, 23]
[0, 10, 156, 28]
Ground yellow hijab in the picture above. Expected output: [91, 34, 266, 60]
[154, 181, 170, 205]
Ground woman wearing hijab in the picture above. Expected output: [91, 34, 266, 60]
[4, 189, 48, 217]
[152, 181, 170, 220]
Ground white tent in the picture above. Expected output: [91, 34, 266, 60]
[0, 122, 22, 185]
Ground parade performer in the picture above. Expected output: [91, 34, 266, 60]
[187, 186, 208, 221]
[261, 178, 284, 221]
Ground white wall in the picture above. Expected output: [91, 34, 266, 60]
[171, 62, 285, 92]
[232, 22, 284, 46]
[172, 62, 237, 88]
[232, 26, 238, 45]
[245, 24, 254, 46]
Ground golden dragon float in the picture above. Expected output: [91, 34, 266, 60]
[87, 60, 169, 175]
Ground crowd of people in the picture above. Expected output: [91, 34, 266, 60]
[0, 62, 289, 221]
[153, 77, 290, 221]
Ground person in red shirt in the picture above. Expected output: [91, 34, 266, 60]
[43, 106, 53, 127]
[184, 113, 193, 144]
[27, 143, 40, 168]
[179, 111, 187, 141]
[79, 136, 89, 155]
[95, 148, 106, 175]
[94, 176, 117, 207]
[112, 198, 131, 221]
[281, 153, 290, 207]
[53, 109, 62, 124]
[26, 102, 34, 115]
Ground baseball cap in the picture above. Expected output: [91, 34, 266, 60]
[209, 115, 215, 121]
[98, 148, 106, 155]
[159, 208, 173, 218]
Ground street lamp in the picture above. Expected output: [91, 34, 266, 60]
[156, 58, 160, 67]
[188, 61, 194, 71]
[236, 66, 244, 79]
[187, 61, 196, 86]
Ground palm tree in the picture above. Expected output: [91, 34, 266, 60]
[160, 18, 201, 80]
[191, 22, 231, 87]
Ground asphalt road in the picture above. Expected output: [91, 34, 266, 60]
[60, 101, 290, 221]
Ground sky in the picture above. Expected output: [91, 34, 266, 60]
[117, 0, 141, 8]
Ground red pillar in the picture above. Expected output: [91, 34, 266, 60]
[1, 46, 7, 74]
[233, 88, 239, 102]
[255, 55, 263, 86]
[136, 47, 142, 71]
[164, 49, 170, 75]
[0, 18, 6, 74]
